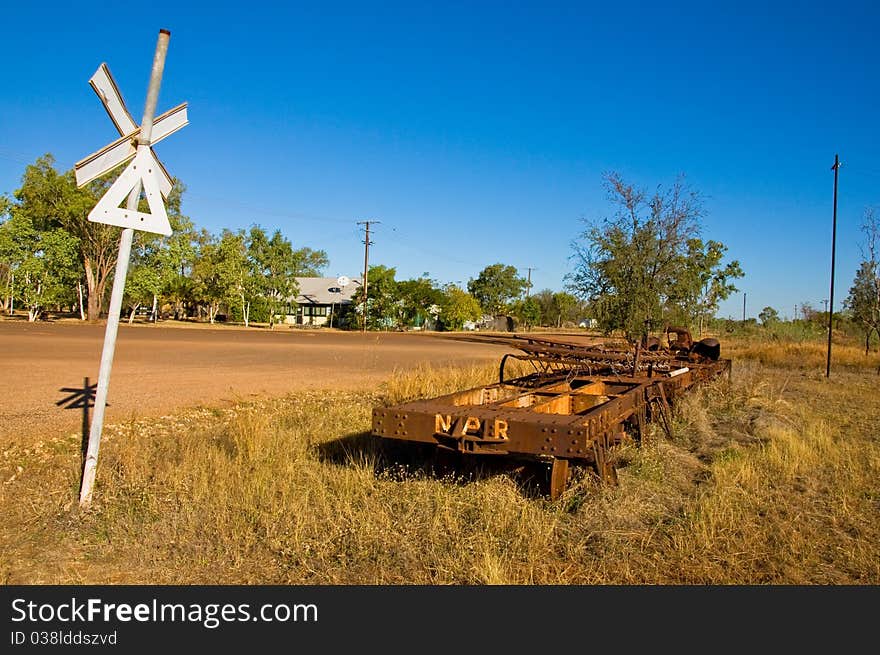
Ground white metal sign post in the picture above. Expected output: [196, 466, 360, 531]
[75, 29, 188, 508]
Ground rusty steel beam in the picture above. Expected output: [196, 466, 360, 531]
[372, 332, 731, 499]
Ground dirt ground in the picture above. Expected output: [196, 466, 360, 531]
[3, 320, 516, 445]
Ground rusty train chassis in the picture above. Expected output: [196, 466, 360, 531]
[371, 334, 731, 499]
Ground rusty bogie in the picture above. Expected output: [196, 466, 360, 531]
[371, 335, 731, 499]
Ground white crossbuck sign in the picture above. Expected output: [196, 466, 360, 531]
[74, 63, 187, 235]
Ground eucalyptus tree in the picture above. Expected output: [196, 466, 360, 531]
[13, 155, 105, 319]
[467, 263, 527, 315]
[13, 154, 192, 321]
[846, 209, 880, 354]
[438, 284, 482, 331]
[0, 208, 78, 321]
[248, 226, 328, 327]
[568, 172, 742, 339]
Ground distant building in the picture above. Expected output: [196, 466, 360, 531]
[282, 276, 361, 326]
[479, 315, 515, 332]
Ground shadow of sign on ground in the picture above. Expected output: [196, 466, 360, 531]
[56, 377, 105, 485]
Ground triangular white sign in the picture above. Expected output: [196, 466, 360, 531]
[88, 149, 172, 236]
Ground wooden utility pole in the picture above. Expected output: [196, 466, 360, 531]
[827, 154, 841, 378]
[358, 220, 379, 332]
[525, 267, 536, 298]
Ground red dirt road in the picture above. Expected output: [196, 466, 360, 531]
[3, 321, 511, 444]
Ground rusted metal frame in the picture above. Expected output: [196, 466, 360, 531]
[515, 342, 672, 365]
[654, 382, 674, 439]
[549, 458, 570, 500]
[371, 343, 732, 498]
[639, 359, 730, 440]
[516, 350, 699, 383]
[633, 403, 647, 444]
[498, 353, 519, 385]
[373, 376, 650, 467]
[593, 431, 620, 484]
[375, 362, 727, 452]
[500, 353, 612, 385]
[515, 354, 666, 380]
[449, 333, 708, 377]
[449, 333, 671, 364]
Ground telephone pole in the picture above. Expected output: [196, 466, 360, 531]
[742, 292, 747, 322]
[826, 154, 841, 378]
[525, 267, 536, 298]
[358, 220, 379, 333]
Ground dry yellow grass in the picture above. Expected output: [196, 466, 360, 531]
[727, 337, 880, 371]
[1, 343, 878, 584]
[381, 359, 533, 405]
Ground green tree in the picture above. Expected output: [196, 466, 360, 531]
[192, 229, 256, 324]
[467, 263, 527, 315]
[553, 291, 582, 327]
[0, 196, 16, 314]
[758, 306, 780, 326]
[11, 154, 193, 322]
[124, 239, 162, 322]
[291, 247, 331, 277]
[510, 296, 541, 330]
[248, 226, 328, 327]
[568, 172, 741, 340]
[845, 209, 880, 354]
[124, 192, 192, 323]
[249, 226, 293, 327]
[531, 289, 555, 326]
[438, 285, 482, 331]
[352, 265, 400, 330]
[156, 202, 198, 320]
[217, 230, 256, 326]
[397, 275, 444, 328]
[668, 238, 743, 335]
[532, 289, 583, 327]
[191, 230, 225, 323]
[13, 155, 117, 321]
[0, 210, 78, 321]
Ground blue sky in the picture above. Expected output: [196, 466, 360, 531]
[2, 1, 877, 320]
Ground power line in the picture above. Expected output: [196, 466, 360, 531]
[183, 192, 353, 226]
[380, 226, 475, 268]
[0, 147, 37, 166]
[843, 166, 880, 180]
